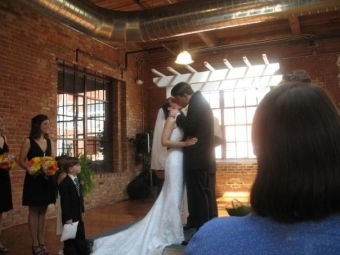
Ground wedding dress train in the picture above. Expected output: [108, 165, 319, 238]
[91, 127, 184, 255]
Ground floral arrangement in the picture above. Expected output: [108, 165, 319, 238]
[27, 156, 58, 178]
[0, 153, 17, 169]
[78, 154, 94, 197]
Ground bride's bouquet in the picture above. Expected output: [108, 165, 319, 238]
[27, 156, 58, 178]
[0, 153, 17, 170]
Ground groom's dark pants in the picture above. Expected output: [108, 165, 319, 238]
[209, 162, 218, 218]
[185, 168, 213, 230]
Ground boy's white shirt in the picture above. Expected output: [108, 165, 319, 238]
[68, 174, 77, 182]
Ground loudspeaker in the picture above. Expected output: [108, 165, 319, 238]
[135, 133, 150, 153]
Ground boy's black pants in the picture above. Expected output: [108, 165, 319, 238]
[63, 221, 90, 255]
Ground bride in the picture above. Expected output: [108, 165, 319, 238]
[91, 98, 197, 255]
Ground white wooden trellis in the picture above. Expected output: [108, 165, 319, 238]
[152, 54, 282, 97]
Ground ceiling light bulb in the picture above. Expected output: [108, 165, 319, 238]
[175, 51, 194, 65]
[136, 79, 144, 85]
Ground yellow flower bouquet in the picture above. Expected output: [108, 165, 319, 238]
[0, 153, 17, 170]
[27, 156, 58, 178]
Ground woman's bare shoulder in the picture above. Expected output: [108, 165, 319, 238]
[58, 172, 67, 185]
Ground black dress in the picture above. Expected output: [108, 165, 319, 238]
[0, 137, 13, 213]
[22, 137, 56, 206]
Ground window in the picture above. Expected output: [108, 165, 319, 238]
[57, 61, 114, 172]
[203, 89, 267, 159]
[202, 63, 282, 159]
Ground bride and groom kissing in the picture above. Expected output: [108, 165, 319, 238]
[91, 82, 217, 255]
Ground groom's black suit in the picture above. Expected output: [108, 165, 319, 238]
[176, 91, 216, 230]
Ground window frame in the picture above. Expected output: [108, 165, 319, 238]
[57, 60, 114, 172]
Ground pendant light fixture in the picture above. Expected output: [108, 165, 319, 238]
[175, 41, 193, 65]
[175, 51, 194, 65]
[135, 59, 144, 85]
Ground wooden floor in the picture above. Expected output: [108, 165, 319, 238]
[1, 198, 229, 255]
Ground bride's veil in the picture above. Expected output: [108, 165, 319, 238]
[150, 108, 167, 170]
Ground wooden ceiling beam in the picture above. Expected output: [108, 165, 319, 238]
[289, 16, 301, 35]
[197, 32, 218, 47]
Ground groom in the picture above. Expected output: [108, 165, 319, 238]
[169, 82, 216, 241]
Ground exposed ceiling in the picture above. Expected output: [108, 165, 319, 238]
[17, 0, 340, 60]
[89, 0, 340, 55]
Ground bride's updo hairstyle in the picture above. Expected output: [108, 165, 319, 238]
[161, 97, 174, 119]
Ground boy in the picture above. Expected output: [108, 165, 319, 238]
[59, 157, 88, 255]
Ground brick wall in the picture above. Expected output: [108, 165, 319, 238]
[0, 1, 148, 227]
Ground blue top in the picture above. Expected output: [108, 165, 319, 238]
[184, 213, 340, 255]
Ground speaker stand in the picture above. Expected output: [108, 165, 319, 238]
[141, 153, 155, 200]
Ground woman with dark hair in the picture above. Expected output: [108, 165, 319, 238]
[0, 116, 13, 252]
[184, 81, 340, 255]
[19, 114, 56, 255]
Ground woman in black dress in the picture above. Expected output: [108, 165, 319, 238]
[0, 116, 12, 252]
[19, 114, 56, 255]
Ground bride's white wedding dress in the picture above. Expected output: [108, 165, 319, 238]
[91, 126, 185, 255]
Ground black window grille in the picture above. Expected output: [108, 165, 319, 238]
[57, 60, 114, 172]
